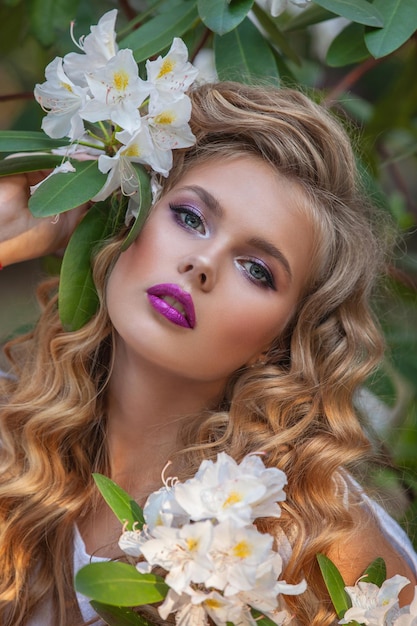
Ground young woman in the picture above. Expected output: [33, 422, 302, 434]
[0, 81, 416, 626]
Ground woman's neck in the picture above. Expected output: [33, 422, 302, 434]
[104, 344, 224, 496]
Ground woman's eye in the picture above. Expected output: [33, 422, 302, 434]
[239, 260, 276, 290]
[169, 204, 206, 234]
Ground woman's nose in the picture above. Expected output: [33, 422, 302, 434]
[177, 255, 216, 291]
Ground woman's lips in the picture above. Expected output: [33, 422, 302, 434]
[146, 284, 196, 329]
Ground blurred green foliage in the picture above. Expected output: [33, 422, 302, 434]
[1, 0, 417, 535]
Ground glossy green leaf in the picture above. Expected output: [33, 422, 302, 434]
[214, 18, 279, 84]
[284, 3, 336, 31]
[121, 164, 152, 251]
[0, 130, 70, 153]
[0, 154, 63, 176]
[316, 553, 350, 619]
[58, 201, 122, 331]
[365, 0, 417, 58]
[93, 473, 145, 530]
[29, 0, 55, 46]
[362, 557, 387, 586]
[119, 2, 199, 63]
[251, 3, 301, 65]
[75, 562, 168, 606]
[326, 22, 370, 66]
[91, 601, 154, 626]
[198, 0, 254, 35]
[28, 160, 106, 217]
[313, 0, 384, 27]
[251, 609, 282, 625]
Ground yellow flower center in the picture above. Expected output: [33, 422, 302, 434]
[113, 70, 129, 91]
[186, 537, 199, 552]
[204, 598, 222, 609]
[232, 540, 251, 559]
[154, 112, 175, 125]
[157, 58, 175, 78]
[60, 82, 73, 93]
[223, 491, 242, 508]
[122, 145, 140, 157]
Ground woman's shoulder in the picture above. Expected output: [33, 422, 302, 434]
[329, 471, 417, 603]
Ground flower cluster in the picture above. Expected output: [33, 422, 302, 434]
[339, 575, 417, 626]
[34, 9, 198, 204]
[118, 452, 306, 626]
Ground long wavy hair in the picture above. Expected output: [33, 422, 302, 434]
[0, 82, 390, 625]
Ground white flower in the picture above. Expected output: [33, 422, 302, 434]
[145, 93, 196, 175]
[80, 49, 149, 132]
[64, 9, 118, 87]
[29, 161, 76, 194]
[92, 126, 157, 201]
[159, 589, 210, 625]
[34, 57, 88, 140]
[139, 521, 215, 595]
[174, 452, 286, 526]
[239, 551, 306, 617]
[205, 519, 275, 595]
[339, 575, 411, 625]
[118, 528, 146, 558]
[255, 0, 310, 17]
[143, 485, 190, 530]
[238, 453, 288, 519]
[146, 37, 199, 97]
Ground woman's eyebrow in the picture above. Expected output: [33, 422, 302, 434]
[248, 237, 293, 282]
[180, 185, 223, 217]
[178, 185, 292, 281]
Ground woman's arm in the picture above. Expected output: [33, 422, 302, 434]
[328, 511, 417, 605]
[0, 173, 86, 266]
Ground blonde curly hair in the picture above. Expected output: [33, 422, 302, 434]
[0, 81, 390, 625]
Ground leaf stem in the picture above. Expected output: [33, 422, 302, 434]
[323, 57, 383, 106]
[0, 92, 34, 103]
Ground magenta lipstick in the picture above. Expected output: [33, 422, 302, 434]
[147, 283, 196, 329]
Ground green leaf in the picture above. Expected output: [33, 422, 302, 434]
[91, 601, 154, 626]
[198, 0, 254, 35]
[119, 2, 199, 63]
[93, 474, 145, 530]
[326, 22, 370, 66]
[75, 562, 168, 606]
[214, 17, 280, 84]
[250, 608, 281, 625]
[58, 201, 121, 331]
[0, 130, 70, 153]
[316, 553, 350, 619]
[251, 3, 301, 65]
[121, 164, 152, 251]
[29, 0, 56, 46]
[284, 3, 336, 31]
[362, 557, 387, 586]
[365, 0, 417, 58]
[0, 154, 64, 176]
[313, 0, 384, 27]
[28, 160, 106, 217]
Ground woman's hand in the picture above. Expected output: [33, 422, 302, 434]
[0, 172, 87, 267]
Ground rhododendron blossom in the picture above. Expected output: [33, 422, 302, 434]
[33, 9, 198, 209]
[117, 452, 305, 625]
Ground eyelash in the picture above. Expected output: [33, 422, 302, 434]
[169, 203, 207, 235]
[169, 203, 276, 290]
[238, 259, 276, 290]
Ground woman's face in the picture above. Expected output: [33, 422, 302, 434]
[107, 156, 313, 391]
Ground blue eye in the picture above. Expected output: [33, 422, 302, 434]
[169, 204, 206, 234]
[239, 259, 276, 290]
